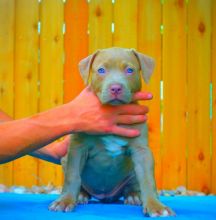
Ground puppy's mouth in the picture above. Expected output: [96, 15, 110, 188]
[99, 87, 132, 105]
[108, 99, 126, 105]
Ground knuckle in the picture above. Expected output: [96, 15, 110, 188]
[136, 115, 144, 122]
[103, 126, 113, 134]
[144, 106, 149, 113]
[124, 116, 133, 124]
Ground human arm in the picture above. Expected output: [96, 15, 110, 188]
[0, 107, 73, 163]
[0, 111, 70, 164]
[0, 111, 13, 122]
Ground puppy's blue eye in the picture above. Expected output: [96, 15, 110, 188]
[97, 68, 106, 75]
[125, 67, 134, 75]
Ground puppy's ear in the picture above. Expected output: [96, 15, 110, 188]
[78, 50, 99, 84]
[132, 50, 155, 84]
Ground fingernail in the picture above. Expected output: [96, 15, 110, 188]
[134, 130, 140, 136]
[147, 93, 153, 99]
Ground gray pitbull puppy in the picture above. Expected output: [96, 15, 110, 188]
[49, 48, 175, 217]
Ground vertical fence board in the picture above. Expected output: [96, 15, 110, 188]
[162, 0, 187, 189]
[13, 0, 39, 187]
[187, 0, 211, 193]
[212, 0, 216, 194]
[113, 0, 137, 48]
[39, 0, 64, 186]
[0, 0, 14, 186]
[64, 0, 88, 102]
[137, 0, 162, 189]
[89, 0, 112, 53]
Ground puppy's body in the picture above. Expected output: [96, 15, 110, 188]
[49, 48, 174, 217]
[65, 123, 146, 202]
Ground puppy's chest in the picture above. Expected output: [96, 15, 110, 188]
[96, 135, 130, 157]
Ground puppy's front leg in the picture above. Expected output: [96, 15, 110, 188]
[131, 146, 175, 217]
[49, 139, 87, 212]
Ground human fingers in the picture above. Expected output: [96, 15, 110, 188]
[116, 115, 147, 125]
[54, 136, 71, 158]
[132, 92, 153, 101]
[110, 126, 141, 138]
[117, 104, 149, 115]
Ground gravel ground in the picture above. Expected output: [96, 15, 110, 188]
[0, 184, 214, 196]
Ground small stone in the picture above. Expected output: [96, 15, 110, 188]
[186, 190, 195, 196]
[49, 189, 61, 194]
[196, 192, 205, 196]
[160, 190, 165, 196]
[164, 192, 171, 196]
[10, 186, 26, 194]
[176, 186, 187, 195]
[208, 193, 215, 196]
[30, 185, 41, 194]
[0, 184, 9, 193]
[168, 190, 176, 196]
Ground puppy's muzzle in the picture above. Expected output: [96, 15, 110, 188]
[99, 75, 133, 105]
[106, 83, 130, 105]
[109, 83, 123, 96]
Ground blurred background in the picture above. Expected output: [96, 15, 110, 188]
[0, 0, 215, 194]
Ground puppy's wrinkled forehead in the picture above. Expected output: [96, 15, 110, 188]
[78, 47, 155, 85]
[92, 48, 140, 70]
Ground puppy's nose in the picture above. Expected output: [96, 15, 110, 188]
[110, 84, 123, 95]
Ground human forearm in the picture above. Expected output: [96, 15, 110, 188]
[0, 106, 74, 163]
[0, 111, 12, 122]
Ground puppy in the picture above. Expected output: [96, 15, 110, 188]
[49, 47, 175, 217]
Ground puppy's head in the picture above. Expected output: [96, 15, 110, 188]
[79, 47, 155, 105]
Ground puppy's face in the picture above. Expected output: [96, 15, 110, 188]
[79, 47, 155, 105]
[91, 49, 141, 105]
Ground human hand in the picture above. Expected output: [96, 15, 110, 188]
[67, 86, 152, 137]
[31, 135, 71, 164]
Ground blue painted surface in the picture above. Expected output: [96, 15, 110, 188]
[0, 193, 215, 220]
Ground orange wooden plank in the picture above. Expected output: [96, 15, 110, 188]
[0, 0, 14, 186]
[13, 0, 39, 187]
[64, 0, 88, 102]
[211, 0, 216, 194]
[187, 0, 211, 193]
[113, 0, 137, 48]
[162, 0, 187, 189]
[39, 0, 64, 186]
[137, 0, 162, 189]
[89, 0, 113, 53]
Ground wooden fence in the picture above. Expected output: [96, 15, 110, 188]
[0, 0, 215, 193]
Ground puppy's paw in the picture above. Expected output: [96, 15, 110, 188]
[77, 190, 90, 204]
[143, 197, 175, 217]
[124, 192, 142, 206]
[49, 194, 76, 212]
